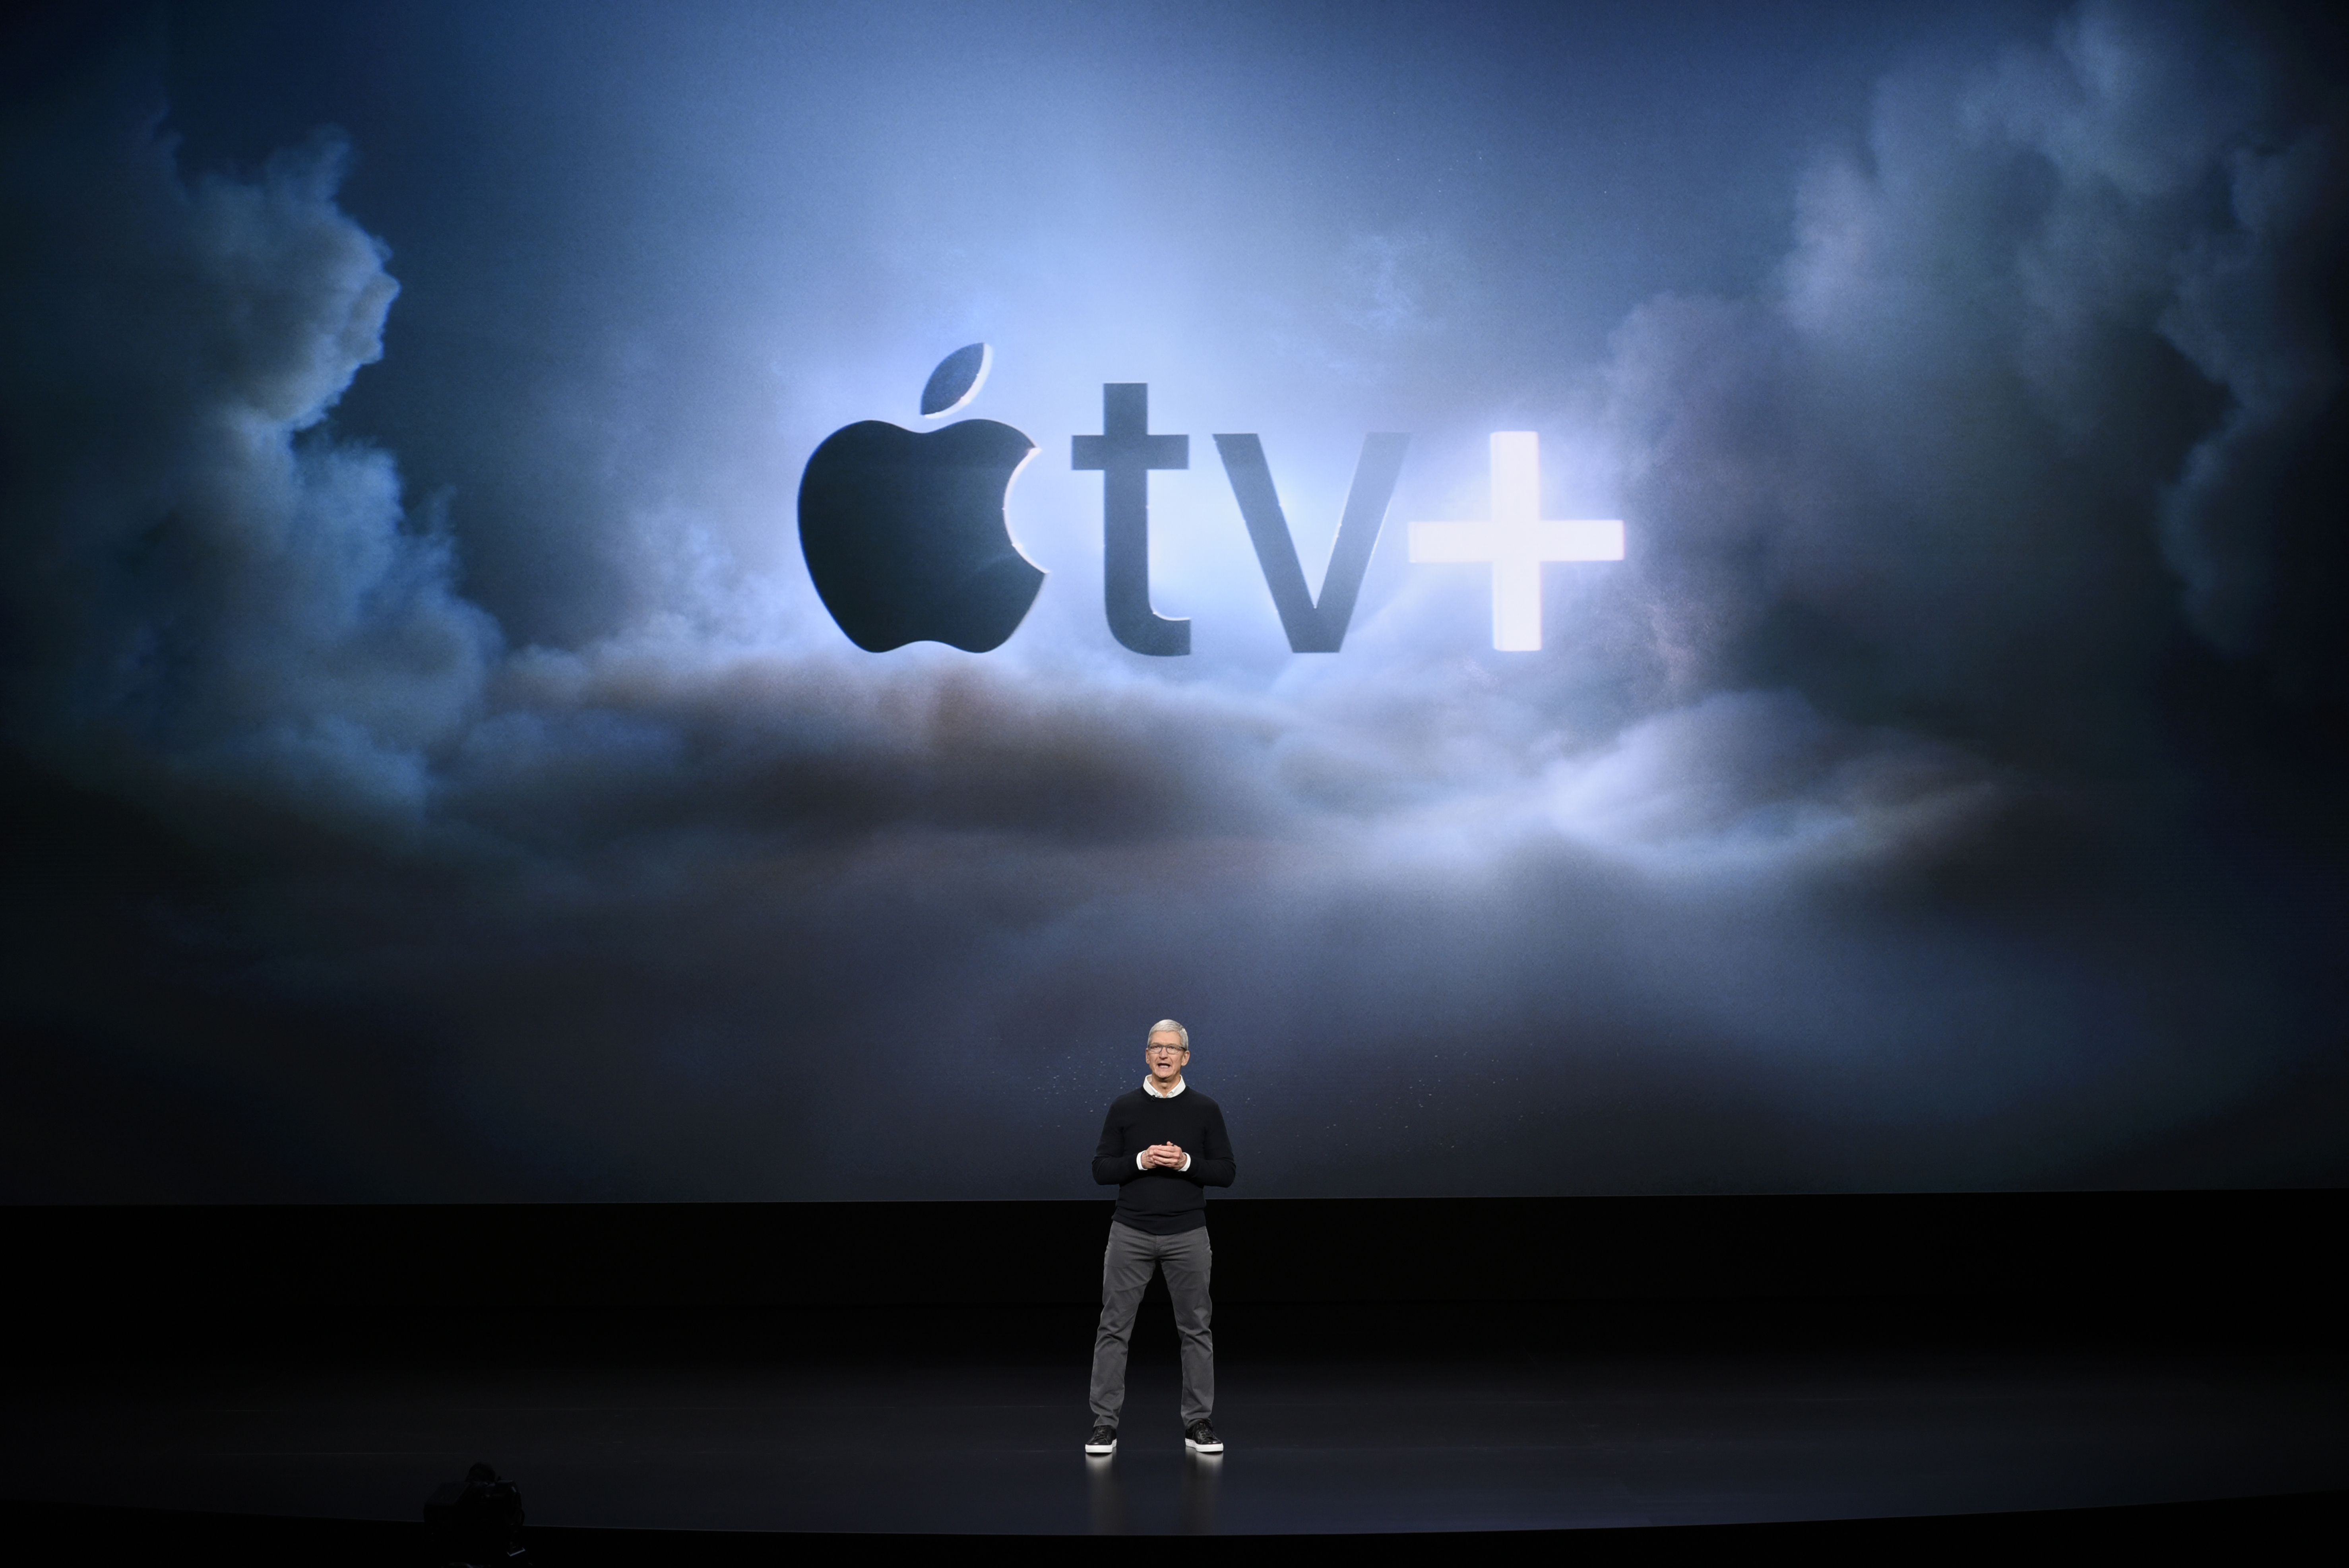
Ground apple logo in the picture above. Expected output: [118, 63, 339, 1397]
[798, 343, 1044, 652]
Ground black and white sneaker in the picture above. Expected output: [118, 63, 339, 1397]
[1085, 1425, 1118, 1456]
[1184, 1419, 1223, 1454]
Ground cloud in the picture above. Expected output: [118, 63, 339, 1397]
[1579, 1, 2344, 765]
[1543, 690, 2009, 876]
[0, 108, 499, 833]
[2156, 126, 2346, 662]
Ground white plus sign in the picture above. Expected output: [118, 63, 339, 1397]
[1408, 432, 1622, 651]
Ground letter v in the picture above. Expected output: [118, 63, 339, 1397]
[1213, 433, 1410, 652]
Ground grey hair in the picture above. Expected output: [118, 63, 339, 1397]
[1147, 1018, 1190, 1050]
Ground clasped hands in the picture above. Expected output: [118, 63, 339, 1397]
[1142, 1141, 1188, 1169]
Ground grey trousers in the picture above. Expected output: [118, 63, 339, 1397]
[1088, 1220, 1214, 1427]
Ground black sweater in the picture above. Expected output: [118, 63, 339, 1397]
[1091, 1085, 1236, 1234]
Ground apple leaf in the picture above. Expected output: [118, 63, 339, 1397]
[920, 343, 990, 417]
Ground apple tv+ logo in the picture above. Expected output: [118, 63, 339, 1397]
[798, 345, 1618, 656]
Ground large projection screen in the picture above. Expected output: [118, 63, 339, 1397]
[2, 0, 2343, 1202]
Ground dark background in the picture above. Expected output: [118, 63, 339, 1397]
[10, 1194, 2342, 1364]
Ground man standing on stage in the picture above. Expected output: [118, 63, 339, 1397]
[1085, 1018, 1235, 1457]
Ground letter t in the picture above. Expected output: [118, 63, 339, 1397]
[1074, 384, 1190, 656]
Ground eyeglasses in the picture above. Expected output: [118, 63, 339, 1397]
[1147, 1045, 1187, 1056]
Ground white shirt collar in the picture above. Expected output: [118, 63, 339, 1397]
[1142, 1076, 1188, 1098]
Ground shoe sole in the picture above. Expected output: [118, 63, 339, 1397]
[1085, 1440, 1116, 1456]
[1184, 1438, 1224, 1454]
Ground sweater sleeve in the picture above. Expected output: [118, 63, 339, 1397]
[1092, 1101, 1144, 1186]
[1184, 1098, 1236, 1189]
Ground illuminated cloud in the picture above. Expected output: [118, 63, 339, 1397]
[0, 116, 498, 832]
[1543, 691, 2008, 876]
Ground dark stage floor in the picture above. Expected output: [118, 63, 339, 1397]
[3, 1306, 2342, 1538]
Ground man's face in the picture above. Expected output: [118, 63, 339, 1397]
[1146, 1032, 1189, 1086]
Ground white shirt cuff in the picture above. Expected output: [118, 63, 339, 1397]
[1180, 1153, 1192, 1172]
[1137, 1151, 1149, 1170]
